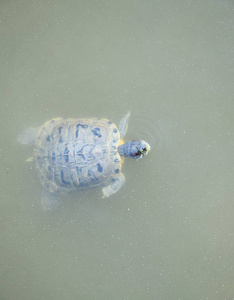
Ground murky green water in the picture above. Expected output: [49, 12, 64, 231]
[1, 1, 234, 299]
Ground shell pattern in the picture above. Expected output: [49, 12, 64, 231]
[34, 118, 122, 194]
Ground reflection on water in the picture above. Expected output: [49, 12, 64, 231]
[1, 0, 234, 299]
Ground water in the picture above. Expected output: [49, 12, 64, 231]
[1, 0, 234, 299]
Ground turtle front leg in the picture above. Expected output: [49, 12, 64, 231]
[102, 173, 125, 197]
[119, 112, 130, 138]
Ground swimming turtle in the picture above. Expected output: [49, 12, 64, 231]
[19, 112, 150, 209]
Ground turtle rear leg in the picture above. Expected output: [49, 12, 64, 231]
[102, 172, 125, 198]
[119, 112, 130, 138]
[41, 189, 61, 211]
[18, 127, 40, 145]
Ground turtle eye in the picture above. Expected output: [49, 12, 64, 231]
[132, 150, 143, 159]
[134, 147, 147, 158]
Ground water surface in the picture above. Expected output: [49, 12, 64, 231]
[1, 1, 234, 299]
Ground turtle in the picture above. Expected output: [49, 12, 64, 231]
[19, 112, 150, 209]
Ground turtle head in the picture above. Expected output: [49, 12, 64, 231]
[118, 140, 150, 159]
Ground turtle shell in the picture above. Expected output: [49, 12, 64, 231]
[34, 118, 122, 193]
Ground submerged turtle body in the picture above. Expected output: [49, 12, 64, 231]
[35, 117, 122, 194]
[19, 112, 150, 209]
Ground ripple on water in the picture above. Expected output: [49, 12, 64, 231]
[131, 111, 172, 152]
